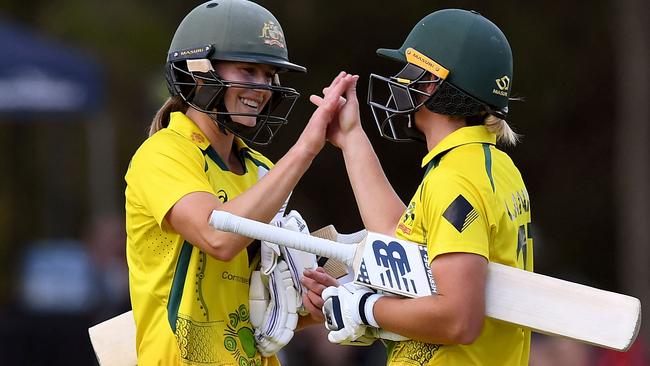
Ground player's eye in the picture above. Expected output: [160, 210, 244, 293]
[265, 72, 275, 84]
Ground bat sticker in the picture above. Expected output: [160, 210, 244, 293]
[372, 240, 417, 294]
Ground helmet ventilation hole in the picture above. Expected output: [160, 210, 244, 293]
[206, 2, 219, 8]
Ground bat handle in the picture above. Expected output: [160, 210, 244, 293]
[209, 210, 356, 265]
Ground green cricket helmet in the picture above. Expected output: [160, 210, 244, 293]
[368, 9, 513, 142]
[165, 0, 306, 145]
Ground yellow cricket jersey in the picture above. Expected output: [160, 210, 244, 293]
[125, 112, 280, 366]
[389, 126, 533, 366]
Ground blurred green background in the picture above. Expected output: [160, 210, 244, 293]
[0, 0, 648, 365]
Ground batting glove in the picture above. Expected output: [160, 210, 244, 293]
[261, 210, 316, 313]
[276, 210, 317, 315]
[252, 260, 299, 356]
[251, 210, 316, 356]
[321, 283, 384, 344]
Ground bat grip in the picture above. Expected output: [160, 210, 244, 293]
[209, 210, 355, 266]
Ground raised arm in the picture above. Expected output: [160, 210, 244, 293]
[167, 73, 357, 261]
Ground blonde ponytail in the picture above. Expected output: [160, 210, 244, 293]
[484, 115, 520, 146]
[149, 96, 188, 137]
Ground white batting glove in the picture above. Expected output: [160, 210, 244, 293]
[251, 210, 316, 356]
[260, 240, 281, 276]
[252, 260, 299, 356]
[276, 210, 317, 315]
[259, 200, 290, 276]
[321, 283, 384, 344]
[249, 271, 269, 331]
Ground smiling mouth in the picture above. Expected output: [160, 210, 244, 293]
[240, 97, 262, 110]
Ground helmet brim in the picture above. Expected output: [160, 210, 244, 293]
[376, 48, 406, 63]
[213, 52, 307, 73]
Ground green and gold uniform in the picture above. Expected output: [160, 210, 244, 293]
[389, 126, 533, 366]
[125, 112, 279, 366]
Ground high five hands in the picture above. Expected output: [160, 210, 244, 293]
[309, 71, 362, 150]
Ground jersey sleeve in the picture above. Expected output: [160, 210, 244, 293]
[126, 136, 215, 227]
[421, 167, 491, 261]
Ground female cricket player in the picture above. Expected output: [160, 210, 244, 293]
[305, 8, 533, 366]
[124, 1, 354, 364]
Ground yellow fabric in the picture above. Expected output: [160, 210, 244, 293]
[390, 126, 533, 366]
[125, 112, 279, 366]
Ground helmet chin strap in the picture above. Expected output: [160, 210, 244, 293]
[211, 101, 263, 140]
[189, 85, 232, 136]
[214, 101, 232, 136]
[404, 124, 426, 143]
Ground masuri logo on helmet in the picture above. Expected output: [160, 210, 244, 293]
[165, 0, 306, 145]
[494, 76, 510, 96]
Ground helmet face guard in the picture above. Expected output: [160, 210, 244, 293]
[167, 59, 299, 145]
[372, 10, 514, 143]
[165, 0, 306, 145]
[368, 63, 441, 142]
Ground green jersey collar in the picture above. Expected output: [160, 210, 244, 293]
[421, 125, 496, 168]
[168, 112, 211, 151]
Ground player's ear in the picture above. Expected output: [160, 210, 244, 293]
[423, 74, 438, 94]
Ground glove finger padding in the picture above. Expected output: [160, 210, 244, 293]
[260, 240, 281, 276]
[252, 210, 317, 355]
[259, 197, 291, 276]
[254, 260, 298, 356]
[277, 210, 317, 314]
[249, 271, 269, 329]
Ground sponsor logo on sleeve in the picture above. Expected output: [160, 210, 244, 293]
[442, 195, 479, 233]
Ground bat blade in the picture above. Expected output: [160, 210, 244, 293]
[486, 263, 641, 351]
[88, 310, 137, 366]
[209, 211, 642, 351]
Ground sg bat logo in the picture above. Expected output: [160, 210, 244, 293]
[372, 240, 418, 293]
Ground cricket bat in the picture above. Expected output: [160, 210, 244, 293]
[209, 210, 642, 351]
[88, 310, 137, 366]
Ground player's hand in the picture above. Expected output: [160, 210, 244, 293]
[300, 267, 339, 322]
[321, 283, 383, 344]
[310, 73, 362, 150]
[296, 72, 356, 158]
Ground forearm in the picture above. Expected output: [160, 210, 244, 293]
[341, 128, 405, 234]
[225, 144, 314, 222]
[373, 294, 483, 345]
[168, 146, 316, 261]
[373, 253, 488, 345]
